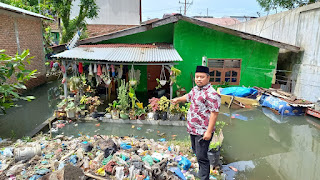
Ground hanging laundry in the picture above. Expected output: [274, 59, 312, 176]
[111, 65, 115, 77]
[117, 65, 123, 78]
[61, 65, 65, 73]
[89, 64, 93, 76]
[94, 63, 97, 73]
[78, 62, 83, 74]
[102, 64, 106, 73]
[97, 64, 102, 76]
[50, 61, 54, 68]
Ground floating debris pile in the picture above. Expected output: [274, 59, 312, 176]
[0, 133, 224, 179]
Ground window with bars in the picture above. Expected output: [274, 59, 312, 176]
[208, 59, 241, 85]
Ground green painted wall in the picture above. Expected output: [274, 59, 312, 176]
[173, 20, 279, 92]
[129, 65, 147, 92]
[94, 20, 279, 94]
[99, 23, 174, 44]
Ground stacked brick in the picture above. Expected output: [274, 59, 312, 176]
[0, 11, 47, 89]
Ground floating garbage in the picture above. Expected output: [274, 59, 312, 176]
[0, 133, 226, 179]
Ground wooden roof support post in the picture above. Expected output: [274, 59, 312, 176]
[62, 60, 69, 102]
[165, 65, 173, 99]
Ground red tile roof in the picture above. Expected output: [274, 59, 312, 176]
[86, 24, 136, 37]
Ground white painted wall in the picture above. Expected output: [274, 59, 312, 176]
[71, 0, 140, 25]
[230, 2, 320, 102]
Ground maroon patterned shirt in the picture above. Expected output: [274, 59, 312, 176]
[186, 83, 221, 135]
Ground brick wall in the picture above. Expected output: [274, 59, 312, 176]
[0, 10, 47, 89]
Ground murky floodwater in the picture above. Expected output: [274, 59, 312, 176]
[219, 106, 320, 180]
[0, 81, 319, 180]
[0, 80, 60, 138]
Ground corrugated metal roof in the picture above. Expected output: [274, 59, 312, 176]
[79, 44, 172, 48]
[0, 2, 53, 20]
[52, 45, 183, 62]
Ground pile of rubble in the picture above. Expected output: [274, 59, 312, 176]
[0, 133, 220, 179]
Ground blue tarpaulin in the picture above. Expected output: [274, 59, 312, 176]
[220, 87, 258, 97]
[259, 95, 305, 116]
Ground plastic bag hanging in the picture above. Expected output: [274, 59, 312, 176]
[93, 63, 97, 73]
[159, 65, 167, 86]
[78, 62, 83, 74]
[102, 64, 106, 73]
[72, 62, 78, 76]
[89, 64, 93, 76]
[111, 65, 115, 77]
[117, 65, 123, 79]
[97, 64, 102, 76]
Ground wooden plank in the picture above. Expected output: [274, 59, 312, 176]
[306, 108, 320, 119]
[26, 116, 56, 137]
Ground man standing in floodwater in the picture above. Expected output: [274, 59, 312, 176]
[171, 66, 221, 180]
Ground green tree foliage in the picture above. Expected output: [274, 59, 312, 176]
[1, 0, 99, 44]
[0, 49, 37, 114]
[257, 0, 318, 11]
[50, 0, 99, 43]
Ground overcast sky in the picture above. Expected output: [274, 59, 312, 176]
[142, 0, 277, 21]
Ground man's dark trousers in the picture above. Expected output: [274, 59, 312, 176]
[190, 134, 213, 180]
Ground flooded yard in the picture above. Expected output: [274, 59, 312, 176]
[53, 105, 320, 180]
[0, 82, 319, 179]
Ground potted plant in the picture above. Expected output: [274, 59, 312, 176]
[101, 74, 111, 87]
[148, 97, 160, 120]
[168, 103, 181, 121]
[79, 95, 88, 117]
[169, 66, 181, 86]
[57, 98, 76, 119]
[110, 100, 119, 119]
[117, 80, 130, 119]
[119, 110, 129, 119]
[86, 96, 102, 114]
[208, 121, 226, 168]
[65, 99, 76, 118]
[129, 79, 137, 86]
[155, 78, 166, 89]
[158, 96, 170, 120]
[135, 107, 146, 120]
[105, 104, 112, 119]
[176, 85, 187, 97]
[180, 102, 190, 121]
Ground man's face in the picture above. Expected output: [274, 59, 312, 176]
[195, 72, 210, 87]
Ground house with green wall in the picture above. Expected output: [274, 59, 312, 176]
[54, 14, 300, 99]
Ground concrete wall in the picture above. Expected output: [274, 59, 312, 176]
[230, 2, 320, 102]
[71, 0, 141, 25]
[0, 9, 47, 89]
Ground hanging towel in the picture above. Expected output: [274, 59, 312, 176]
[97, 64, 102, 76]
[111, 65, 115, 77]
[89, 64, 93, 76]
[78, 62, 83, 74]
[94, 63, 97, 73]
